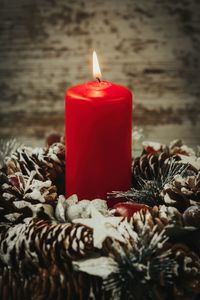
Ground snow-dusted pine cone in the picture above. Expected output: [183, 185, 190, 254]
[0, 142, 65, 223]
[142, 139, 195, 157]
[148, 242, 200, 300]
[132, 139, 199, 189]
[127, 206, 200, 253]
[97, 222, 200, 300]
[162, 172, 200, 212]
[4, 142, 65, 185]
[102, 205, 183, 258]
[101, 204, 194, 259]
[169, 139, 196, 157]
[129, 145, 199, 209]
[0, 171, 57, 223]
[171, 243, 200, 299]
[132, 152, 171, 188]
[147, 243, 200, 300]
[132, 205, 183, 232]
[0, 218, 94, 269]
[0, 264, 105, 300]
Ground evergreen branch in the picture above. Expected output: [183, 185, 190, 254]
[110, 160, 189, 207]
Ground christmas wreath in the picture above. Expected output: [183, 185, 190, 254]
[0, 134, 200, 300]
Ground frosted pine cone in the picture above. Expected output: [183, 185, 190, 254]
[162, 172, 200, 212]
[5, 146, 44, 179]
[169, 139, 196, 157]
[142, 139, 195, 157]
[149, 243, 200, 300]
[0, 218, 93, 269]
[86, 226, 200, 300]
[132, 141, 198, 189]
[171, 243, 200, 299]
[183, 206, 200, 227]
[0, 264, 104, 300]
[125, 149, 194, 207]
[0, 171, 57, 223]
[44, 142, 65, 194]
[44, 142, 65, 182]
[102, 205, 184, 259]
[129, 205, 183, 234]
[127, 206, 199, 251]
[132, 152, 170, 188]
[5, 142, 65, 184]
[98, 227, 178, 300]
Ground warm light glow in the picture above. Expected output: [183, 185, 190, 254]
[93, 51, 102, 80]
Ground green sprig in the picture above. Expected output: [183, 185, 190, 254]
[110, 160, 189, 207]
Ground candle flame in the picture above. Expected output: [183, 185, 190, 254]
[93, 51, 102, 80]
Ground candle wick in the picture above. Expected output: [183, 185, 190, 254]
[96, 77, 101, 83]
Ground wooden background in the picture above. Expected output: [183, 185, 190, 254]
[0, 0, 199, 148]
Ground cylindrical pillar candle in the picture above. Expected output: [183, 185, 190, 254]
[65, 52, 132, 202]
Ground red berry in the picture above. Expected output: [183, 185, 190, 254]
[112, 202, 149, 218]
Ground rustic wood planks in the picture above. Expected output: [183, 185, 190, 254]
[0, 0, 199, 147]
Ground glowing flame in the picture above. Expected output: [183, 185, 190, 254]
[93, 51, 102, 80]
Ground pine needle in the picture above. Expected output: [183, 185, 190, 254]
[110, 160, 189, 206]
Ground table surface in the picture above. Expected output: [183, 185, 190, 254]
[0, 0, 199, 148]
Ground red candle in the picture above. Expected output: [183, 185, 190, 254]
[65, 52, 132, 202]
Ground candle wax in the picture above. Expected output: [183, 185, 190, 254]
[65, 80, 132, 205]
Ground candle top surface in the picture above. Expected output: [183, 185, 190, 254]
[66, 81, 132, 102]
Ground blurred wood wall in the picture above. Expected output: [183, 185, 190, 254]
[0, 0, 199, 147]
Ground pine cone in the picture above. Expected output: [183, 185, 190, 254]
[171, 243, 200, 299]
[129, 149, 198, 208]
[5, 146, 43, 178]
[129, 205, 183, 234]
[0, 171, 57, 223]
[132, 146, 198, 190]
[5, 142, 65, 185]
[132, 152, 171, 188]
[101, 224, 179, 300]
[102, 220, 200, 300]
[149, 243, 200, 300]
[127, 206, 200, 252]
[162, 172, 200, 212]
[0, 266, 27, 300]
[28, 266, 93, 300]
[102, 204, 191, 259]
[0, 218, 94, 269]
[169, 139, 196, 157]
[142, 139, 195, 157]
[102, 205, 183, 259]
[44, 142, 65, 183]
[45, 142, 65, 194]
[0, 264, 105, 300]
[183, 206, 200, 227]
